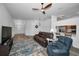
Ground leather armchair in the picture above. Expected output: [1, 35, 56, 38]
[47, 36, 73, 56]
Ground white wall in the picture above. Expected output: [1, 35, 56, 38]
[51, 16, 57, 32]
[51, 16, 59, 41]
[25, 19, 40, 35]
[13, 18, 51, 36]
[57, 16, 79, 48]
[14, 19, 25, 34]
[0, 4, 13, 43]
[25, 19, 51, 35]
[39, 19, 51, 32]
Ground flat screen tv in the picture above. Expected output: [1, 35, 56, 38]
[1, 26, 12, 44]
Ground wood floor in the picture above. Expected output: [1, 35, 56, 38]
[13, 34, 31, 40]
[70, 46, 79, 56]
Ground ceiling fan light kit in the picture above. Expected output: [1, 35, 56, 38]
[42, 11, 45, 14]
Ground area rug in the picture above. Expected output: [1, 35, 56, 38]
[9, 36, 79, 56]
[9, 37, 47, 56]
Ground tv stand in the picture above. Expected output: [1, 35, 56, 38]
[0, 39, 13, 56]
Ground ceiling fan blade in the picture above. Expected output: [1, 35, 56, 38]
[32, 8, 40, 10]
[43, 3, 52, 10]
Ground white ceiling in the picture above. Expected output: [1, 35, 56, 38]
[3, 3, 79, 20]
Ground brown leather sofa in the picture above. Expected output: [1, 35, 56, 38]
[34, 32, 53, 47]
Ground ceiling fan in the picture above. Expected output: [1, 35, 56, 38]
[32, 3, 52, 14]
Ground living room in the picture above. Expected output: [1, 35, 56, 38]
[0, 2, 79, 56]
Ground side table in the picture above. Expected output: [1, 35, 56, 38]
[47, 38, 54, 43]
